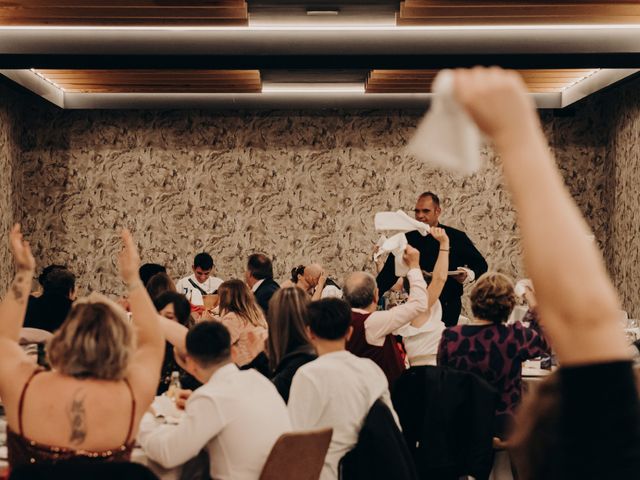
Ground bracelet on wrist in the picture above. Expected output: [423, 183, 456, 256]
[440, 249, 450, 252]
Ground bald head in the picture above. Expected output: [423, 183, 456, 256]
[303, 263, 323, 288]
[343, 271, 378, 309]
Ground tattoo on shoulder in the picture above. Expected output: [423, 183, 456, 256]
[67, 389, 88, 446]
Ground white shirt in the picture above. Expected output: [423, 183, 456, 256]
[351, 268, 428, 347]
[251, 279, 264, 293]
[320, 285, 343, 299]
[175, 274, 224, 306]
[138, 364, 291, 480]
[288, 351, 398, 480]
[395, 300, 445, 366]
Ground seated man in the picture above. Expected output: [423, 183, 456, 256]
[138, 321, 291, 480]
[343, 246, 427, 387]
[288, 298, 399, 480]
[175, 252, 223, 306]
[245, 253, 280, 314]
[304, 263, 343, 300]
[24, 267, 76, 332]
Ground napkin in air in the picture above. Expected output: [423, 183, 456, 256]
[514, 279, 533, 298]
[374, 233, 410, 277]
[406, 69, 482, 175]
[375, 210, 430, 236]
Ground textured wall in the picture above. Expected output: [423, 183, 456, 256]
[0, 83, 21, 295]
[14, 102, 612, 301]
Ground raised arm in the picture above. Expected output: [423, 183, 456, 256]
[0, 225, 36, 342]
[412, 227, 449, 328]
[454, 68, 628, 365]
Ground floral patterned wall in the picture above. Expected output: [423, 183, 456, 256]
[12, 100, 613, 303]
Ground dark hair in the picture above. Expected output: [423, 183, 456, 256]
[470, 272, 516, 324]
[194, 252, 214, 271]
[42, 269, 76, 298]
[186, 321, 231, 367]
[308, 298, 352, 340]
[343, 272, 377, 309]
[153, 291, 191, 327]
[146, 272, 176, 301]
[139, 263, 166, 286]
[38, 264, 68, 287]
[418, 191, 441, 207]
[290, 265, 305, 283]
[247, 253, 273, 280]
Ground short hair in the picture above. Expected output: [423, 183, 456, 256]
[193, 252, 214, 271]
[470, 272, 516, 324]
[42, 269, 76, 297]
[146, 272, 176, 301]
[267, 287, 311, 371]
[153, 291, 192, 327]
[343, 272, 377, 309]
[418, 191, 441, 207]
[47, 292, 134, 380]
[290, 265, 305, 283]
[139, 263, 166, 286]
[186, 321, 231, 367]
[247, 253, 273, 280]
[308, 298, 352, 340]
[38, 264, 68, 287]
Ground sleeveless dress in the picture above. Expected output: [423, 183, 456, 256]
[7, 369, 136, 468]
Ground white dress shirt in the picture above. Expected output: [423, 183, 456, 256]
[288, 351, 399, 480]
[175, 274, 224, 306]
[395, 300, 445, 366]
[251, 278, 264, 293]
[138, 363, 291, 480]
[351, 268, 428, 347]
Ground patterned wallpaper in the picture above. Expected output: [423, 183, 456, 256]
[11, 101, 613, 304]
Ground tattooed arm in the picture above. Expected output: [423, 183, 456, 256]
[0, 224, 36, 342]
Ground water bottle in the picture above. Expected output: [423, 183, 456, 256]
[167, 371, 182, 400]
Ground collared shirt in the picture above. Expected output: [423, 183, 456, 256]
[175, 274, 224, 306]
[288, 351, 398, 480]
[351, 268, 428, 347]
[395, 300, 444, 366]
[251, 278, 264, 293]
[138, 363, 291, 480]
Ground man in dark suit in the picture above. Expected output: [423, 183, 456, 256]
[376, 192, 487, 327]
[245, 253, 280, 315]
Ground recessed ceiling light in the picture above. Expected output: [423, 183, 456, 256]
[306, 9, 340, 16]
[262, 82, 364, 94]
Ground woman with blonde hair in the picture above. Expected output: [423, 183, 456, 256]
[0, 226, 164, 468]
[214, 279, 268, 367]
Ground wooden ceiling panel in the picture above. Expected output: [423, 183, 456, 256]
[398, 1, 640, 26]
[365, 69, 598, 93]
[34, 69, 262, 93]
[0, 1, 248, 26]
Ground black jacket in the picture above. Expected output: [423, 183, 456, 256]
[253, 278, 280, 314]
[376, 225, 487, 325]
[392, 366, 498, 480]
[24, 294, 73, 333]
[272, 346, 317, 403]
[340, 399, 418, 480]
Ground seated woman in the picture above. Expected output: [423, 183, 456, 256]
[395, 227, 449, 367]
[437, 272, 550, 437]
[153, 291, 200, 394]
[266, 287, 317, 402]
[213, 279, 268, 367]
[146, 272, 176, 301]
[0, 226, 164, 468]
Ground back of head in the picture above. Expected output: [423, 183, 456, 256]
[290, 265, 305, 284]
[186, 321, 231, 368]
[139, 263, 166, 286]
[194, 252, 214, 271]
[47, 292, 133, 380]
[470, 272, 516, 324]
[146, 272, 176, 300]
[308, 298, 352, 340]
[267, 287, 311, 370]
[247, 253, 273, 280]
[42, 269, 76, 298]
[153, 291, 191, 327]
[218, 279, 264, 326]
[38, 264, 68, 288]
[343, 271, 377, 309]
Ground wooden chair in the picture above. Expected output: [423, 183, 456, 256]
[259, 428, 333, 480]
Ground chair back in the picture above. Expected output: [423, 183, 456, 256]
[259, 428, 332, 480]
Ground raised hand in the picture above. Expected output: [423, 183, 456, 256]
[430, 227, 450, 246]
[402, 245, 420, 270]
[9, 224, 35, 272]
[118, 229, 141, 285]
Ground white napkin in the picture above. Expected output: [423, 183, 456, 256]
[406, 69, 482, 175]
[514, 279, 533, 298]
[374, 233, 410, 277]
[151, 395, 184, 425]
[375, 210, 430, 236]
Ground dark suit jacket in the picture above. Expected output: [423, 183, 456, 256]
[24, 294, 73, 333]
[376, 224, 487, 305]
[253, 277, 280, 314]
